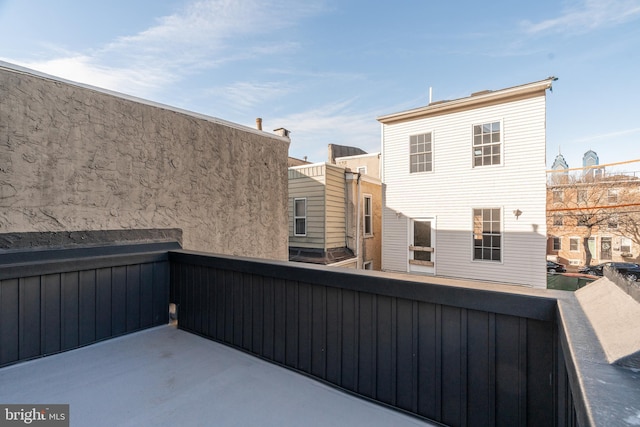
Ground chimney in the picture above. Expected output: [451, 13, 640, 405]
[256, 118, 262, 131]
[274, 128, 290, 138]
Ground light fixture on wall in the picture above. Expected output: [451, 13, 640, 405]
[513, 209, 522, 220]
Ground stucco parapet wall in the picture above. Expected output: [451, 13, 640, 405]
[0, 61, 290, 260]
[0, 61, 289, 145]
[377, 77, 556, 124]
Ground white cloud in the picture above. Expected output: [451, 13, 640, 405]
[267, 100, 382, 161]
[6, 55, 173, 98]
[573, 126, 640, 143]
[211, 81, 295, 110]
[522, 0, 640, 34]
[6, 0, 326, 96]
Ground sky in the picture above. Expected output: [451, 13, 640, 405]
[1, 0, 639, 169]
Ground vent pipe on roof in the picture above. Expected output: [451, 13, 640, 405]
[256, 118, 262, 131]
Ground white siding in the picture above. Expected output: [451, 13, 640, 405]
[382, 204, 408, 272]
[325, 164, 346, 249]
[382, 95, 548, 287]
[288, 165, 326, 248]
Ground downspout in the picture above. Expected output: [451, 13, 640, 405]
[344, 171, 350, 251]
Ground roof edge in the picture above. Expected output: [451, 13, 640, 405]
[377, 77, 557, 124]
[0, 60, 290, 144]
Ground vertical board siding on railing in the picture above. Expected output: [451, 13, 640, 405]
[170, 254, 558, 427]
[0, 259, 170, 368]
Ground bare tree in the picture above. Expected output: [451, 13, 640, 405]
[547, 167, 640, 266]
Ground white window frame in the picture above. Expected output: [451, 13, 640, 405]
[409, 131, 434, 173]
[621, 237, 632, 254]
[363, 261, 373, 270]
[357, 166, 367, 175]
[363, 194, 373, 237]
[472, 120, 502, 168]
[294, 198, 307, 236]
[472, 208, 502, 262]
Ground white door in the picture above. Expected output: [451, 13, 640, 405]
[408, 218, 435, 274]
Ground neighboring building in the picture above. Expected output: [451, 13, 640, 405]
[288, 157, 382, 270]
[547, 159, 640, 268]
[288, 156, 311, 167]
[583, 150, 599, 168]
[378, 77, 557, 288]
[334, 151, 381, 179]
[328, 143, 367, 164]
[582, 149, 603, 179]
[551, 152, 569, 171]
[0, 61, 290, 260]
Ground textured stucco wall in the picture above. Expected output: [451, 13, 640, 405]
[0, 64, 290, 260]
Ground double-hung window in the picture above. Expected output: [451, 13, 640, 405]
[473, 208, 501, 261]
[363, 195, 373, 236]
[410, 133, 433, 173]
[294, 198, 307, 236]
[570, 237, 579, 251]
[473, 121, 501, 167]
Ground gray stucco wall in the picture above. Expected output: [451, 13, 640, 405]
[0, 63, 290, 260]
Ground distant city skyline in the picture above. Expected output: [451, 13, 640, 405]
[1, 0, 639, 165]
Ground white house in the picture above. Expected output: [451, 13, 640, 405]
[378, 78, 556, 288]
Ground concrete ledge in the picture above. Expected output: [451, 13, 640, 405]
[0, 229, 183, 251]
[575, 277, 640, 368]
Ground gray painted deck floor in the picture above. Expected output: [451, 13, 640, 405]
[0, 325, 434, 426]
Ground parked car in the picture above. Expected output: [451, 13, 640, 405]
[547, 260, 566, 273]
[578, 262, 640, 281]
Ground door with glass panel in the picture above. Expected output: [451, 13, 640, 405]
[409, 218, 435, 274]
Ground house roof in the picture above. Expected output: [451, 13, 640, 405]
[0, 325, 433, 426]
[328, 143, 368, 163]
[377, 77, 557, 124]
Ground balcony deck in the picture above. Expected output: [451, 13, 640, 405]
[0, 325, 433, 426]
[1, 242, 639, 426]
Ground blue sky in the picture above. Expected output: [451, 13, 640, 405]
[1, 0, 639, 169]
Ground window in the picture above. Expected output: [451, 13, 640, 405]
[608, 214, 618, 229]
[553, 214, 563, 226]
[577, 215, 591, 226]
[577, 190, 588, 203]
[588, 237, 596, 258]
[363, 195, 372, 236]
[357, 166, 367, 175]
[608, 189, 618, 204]
[553, 190, 564, 203]
[570, 237, 579, 251]
[621, 237, 632, 253]
[553, 237, 561, 251]
[601, 237, 612, 260]
[363, 261, 373, 270]
[473, 208, 501, 261]
[473, 121, 501, 167]
[294, 198, 306, 236]
[410, 133, 433, 173]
